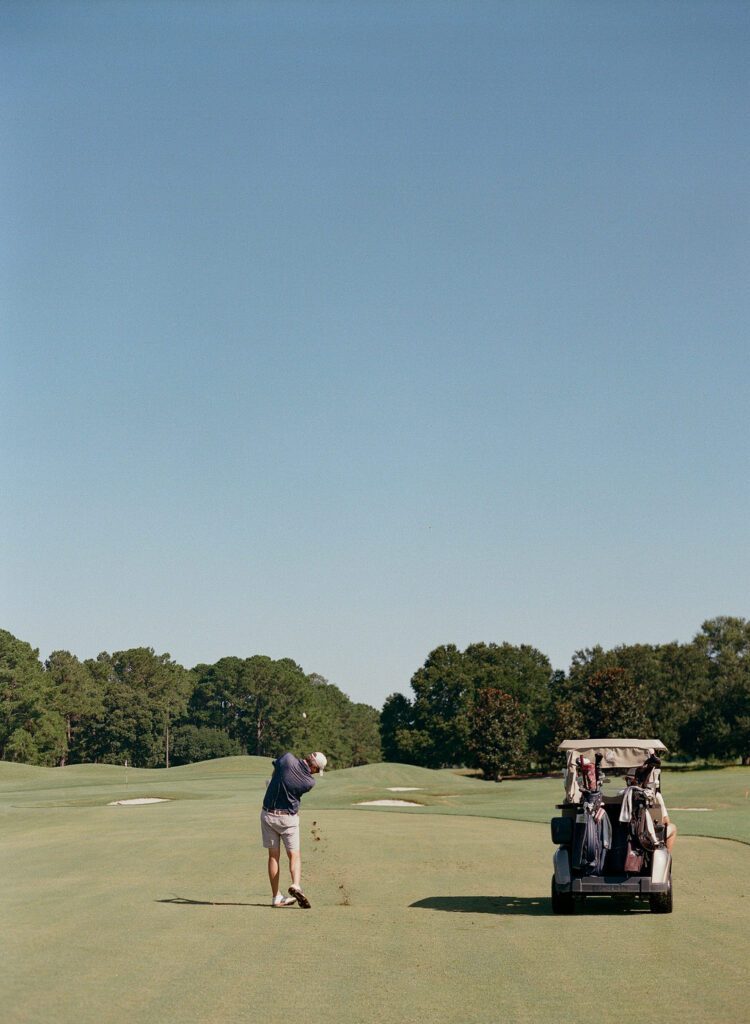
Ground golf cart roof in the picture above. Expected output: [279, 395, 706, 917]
[558, 738, 668, 769]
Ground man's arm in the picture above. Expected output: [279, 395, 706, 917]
[654, 791, 670, 824]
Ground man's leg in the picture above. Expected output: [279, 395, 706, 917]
[267, 848, 281, 898]
[287, 848, 301, 889]
[282, 818, 311, 909]
[286, 850, 311, 908]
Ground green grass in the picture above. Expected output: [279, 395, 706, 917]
[3, 758, 749, 1024]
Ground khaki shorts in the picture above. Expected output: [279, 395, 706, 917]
[260, 809, 300, 853]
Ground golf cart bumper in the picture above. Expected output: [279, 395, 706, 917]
[557, 876, 670, 895]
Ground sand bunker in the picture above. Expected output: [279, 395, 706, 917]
[356, 799, 421, 807]
[387, 787, 422, 792]
[108, 798, 170, 805]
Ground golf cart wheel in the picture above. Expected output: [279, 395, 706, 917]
[649, 881, 673, 914]
[551, 875, 575, 915]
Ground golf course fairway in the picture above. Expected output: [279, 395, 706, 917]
[3, 758, 748, 1024]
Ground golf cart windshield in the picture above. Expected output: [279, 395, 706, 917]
[558, 739, 669, 803]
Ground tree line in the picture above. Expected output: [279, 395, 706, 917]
[0, 630, 381, 769]
[380, 617, 750, 778]
[2, 616, 748, 776]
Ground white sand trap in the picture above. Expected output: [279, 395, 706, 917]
[671, 807, 712, 811]
[387, 787, 422, 792]
[108, 798, 170, 805]
[356, 799, 421, 806]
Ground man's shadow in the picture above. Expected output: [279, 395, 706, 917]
[156, 896, 267, 907]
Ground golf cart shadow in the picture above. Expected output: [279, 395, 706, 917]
[410, 896, 548, 916]
[410, 896, 653, 916]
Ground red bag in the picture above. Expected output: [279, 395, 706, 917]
[624, 840, 644, 873]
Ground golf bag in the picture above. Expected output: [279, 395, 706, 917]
[573, 790, 612, 875]
[576, 755, 598, 791]
[620, 781, 659, 873]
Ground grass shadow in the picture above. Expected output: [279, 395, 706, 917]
[156, 896, 266, 907]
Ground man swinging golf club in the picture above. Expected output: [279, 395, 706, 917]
[260, 750, 327, 908]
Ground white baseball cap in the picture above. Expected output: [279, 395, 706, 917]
[310, 751, 327, 773]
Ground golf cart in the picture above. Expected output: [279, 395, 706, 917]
[551, 739, 673, 914]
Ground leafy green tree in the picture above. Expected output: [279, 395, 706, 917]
[682, 617, 750, 763]
[405, 642, 554, 769]
[75, 654, 115, 763]
[343, 702, 382, 766]
[4, 727, 40, 763]
[189, 661, 379, 768]
[567, 646, 611, 698]
[410, 645, 472, 767]
[169, 725, 242, 765]
[300, 673, 353, 766]
[46, 650, 105, 765]
[147, 656, 192, 769]
[0, 630, 66, 765]
[24, 711, 67, 765]
[567, 641, 707, 757]
[601, 643, 699, 752]
[190, 656, 307, 756]
[77, 649, 186, 767]
[467, 688, 528, 780]
[380, 692, 414, 762]
[393, 726, 434, 765]
[543, 670, 586, 767]
[569, 648, 651, 733]
[298, 674, 381, 768]
[113, 648, 190, 768]
[0, 629, 45, 759]
[652, 641, 707, 756]
[584, 667, 651, 737]
[94, 652, 159, 766]
[464, 642, 553, 763]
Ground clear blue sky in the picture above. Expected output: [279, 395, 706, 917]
[2, 2, 748, 708]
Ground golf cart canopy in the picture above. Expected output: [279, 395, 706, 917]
[558, 739, 668, 769]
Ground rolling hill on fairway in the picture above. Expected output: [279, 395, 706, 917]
[2, 756, 748, 842]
